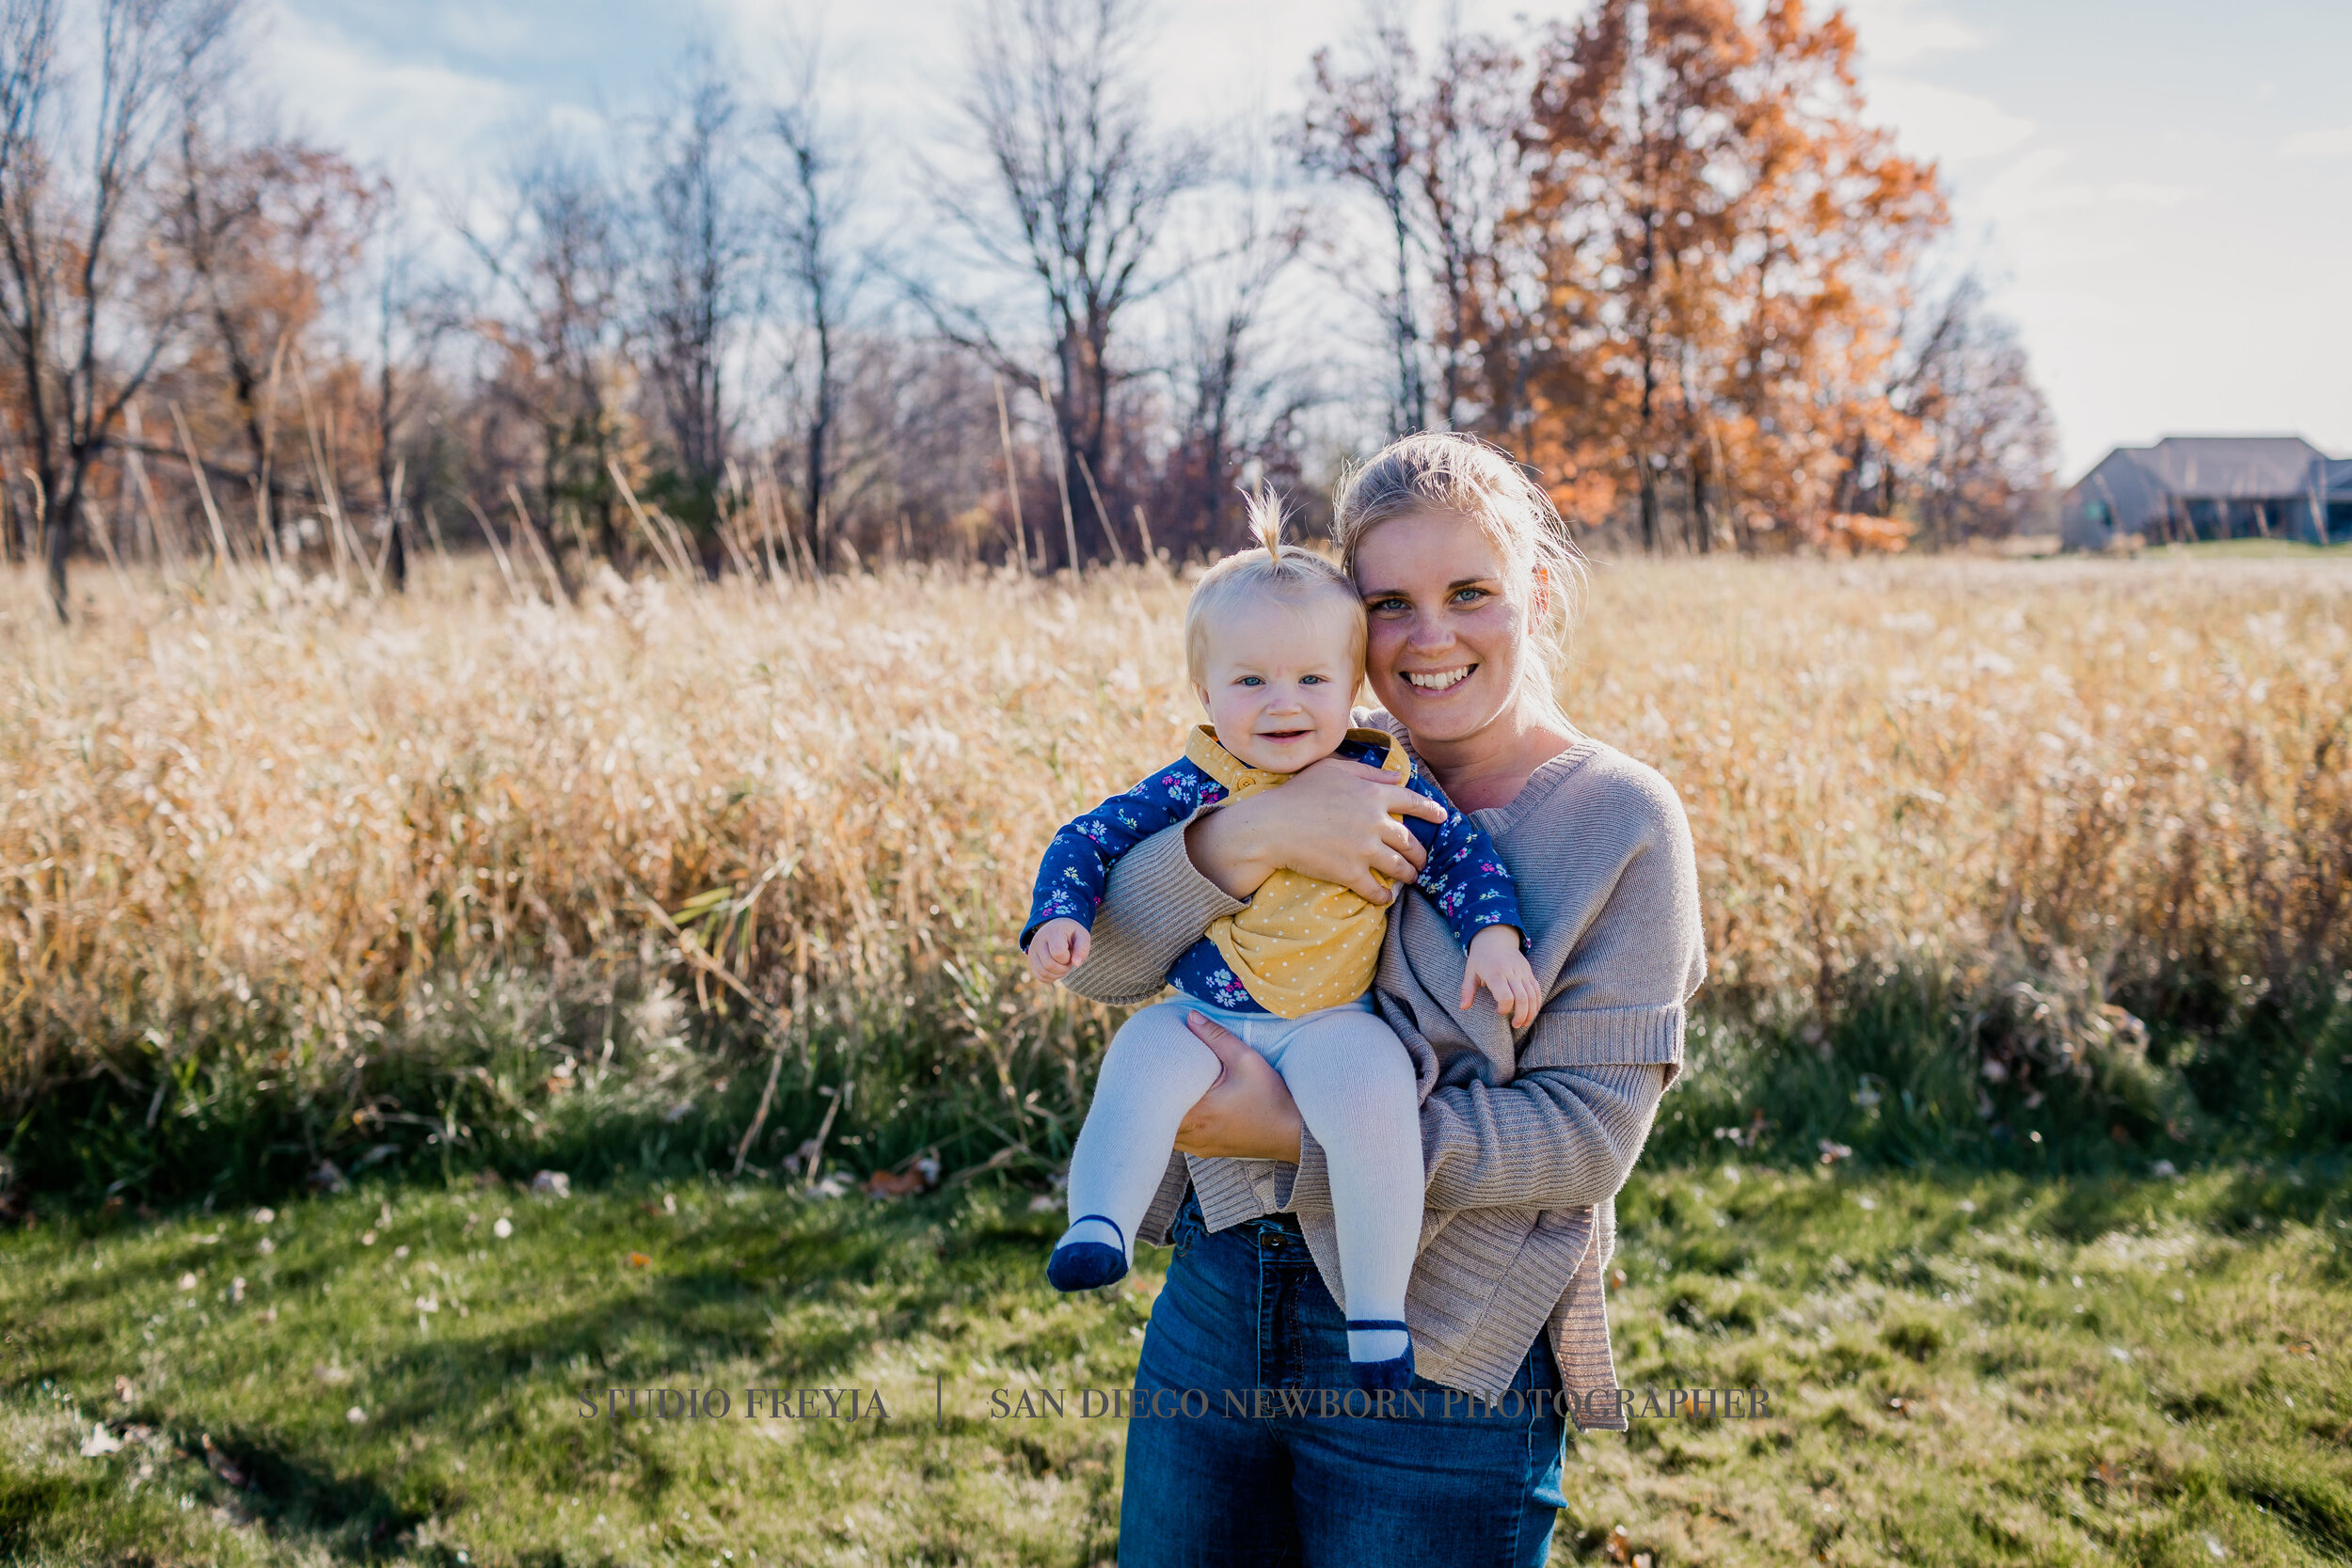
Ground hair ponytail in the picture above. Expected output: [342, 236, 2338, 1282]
[1244, 483, 1286, 564]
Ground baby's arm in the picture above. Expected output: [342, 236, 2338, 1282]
[1404, 768, 1540, 1026]
[1027, 918, 1089, 982]
[1021, 760, 1223, 969]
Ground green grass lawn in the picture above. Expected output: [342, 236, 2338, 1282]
[3, 1160, 2347, 1567]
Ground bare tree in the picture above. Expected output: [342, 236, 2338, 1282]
[1885, 271, 2056, 546]
[1300, 6, 1426, 438]
[463, 146, 632, 563]
[1301, 8, 1537, 443]
[365, 198, 467, 591]
[764, 30, 862, 568]
[642, 52, 755, 533]
[1165, 134, 1310, 553]
[923, 0, 1197, 569]
[165, 129, 381, 556]
[0, 0, 240, 618]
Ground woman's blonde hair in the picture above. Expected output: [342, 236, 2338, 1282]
[1330, 432, 1587, 718]
[1184, 488, 1364, 684]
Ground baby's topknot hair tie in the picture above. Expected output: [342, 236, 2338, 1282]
[1245, 483, 1285, 564]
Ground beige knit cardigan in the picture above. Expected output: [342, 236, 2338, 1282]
[1062, 715, 1706, 1431]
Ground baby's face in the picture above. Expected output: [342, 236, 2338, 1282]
[1191, 596, 1359, 773]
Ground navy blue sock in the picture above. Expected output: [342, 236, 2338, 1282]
[1346, 1318, 1415, 1391]
[1047, 1212, 1128, 1291]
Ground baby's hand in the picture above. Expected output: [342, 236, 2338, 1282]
[1027, 918, 1090, 984]
[1460, 925, 1541, 1030]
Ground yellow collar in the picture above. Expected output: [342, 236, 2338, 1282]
[1183, 723, 1407, 794]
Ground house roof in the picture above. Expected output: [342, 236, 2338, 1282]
[2091, 436, 2327, 499]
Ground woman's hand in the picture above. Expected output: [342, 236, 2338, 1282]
[1170, 1012, 1305, 1163]
[1184, 753, 1443, 904]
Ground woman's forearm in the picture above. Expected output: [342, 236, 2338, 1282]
[1057, 752, 1440, 1002]
[1269, 1064, 1666, 1218]
[1181, 795, 1280, 898]
[1415, 1064, 1664, 1212]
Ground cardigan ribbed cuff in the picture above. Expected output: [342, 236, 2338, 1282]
[1523, 1004, 1686, 1080]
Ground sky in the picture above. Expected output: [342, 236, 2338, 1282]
[258, 0, 2352, 480]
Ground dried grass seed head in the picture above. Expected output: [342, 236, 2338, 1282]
[1184, 487, 1365, 686]
[1331, 432, 1588, 717]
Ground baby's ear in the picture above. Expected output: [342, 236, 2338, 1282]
[1192, 682, 1211, 712]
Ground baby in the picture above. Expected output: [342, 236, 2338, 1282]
[1022, 495, 1541, 1391]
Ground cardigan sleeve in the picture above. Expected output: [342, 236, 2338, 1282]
[1270, 1061, 1666, 1218]
[1057, 815, 1246, 1008]
[1273, 752, 1705, 1217]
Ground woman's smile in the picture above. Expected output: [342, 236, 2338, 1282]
[1353, 511, 1530, 752]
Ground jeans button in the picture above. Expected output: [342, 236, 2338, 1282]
[1263, 1235, 1283, 1251]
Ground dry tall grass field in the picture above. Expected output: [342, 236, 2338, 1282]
[4, 553, 2349, 1194]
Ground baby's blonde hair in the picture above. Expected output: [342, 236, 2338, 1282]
[1184, 488, 1365, 685]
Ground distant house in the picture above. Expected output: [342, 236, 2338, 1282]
[2059, 436, 2352, 550]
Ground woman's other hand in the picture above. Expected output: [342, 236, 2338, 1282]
[1170, 1012, 1306, 1163]
[1184, 753, 1442, 904]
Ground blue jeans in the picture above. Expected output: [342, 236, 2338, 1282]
[1119, 1186, 1570, 1567]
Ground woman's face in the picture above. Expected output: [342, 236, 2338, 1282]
[1352, 510, 1534, 746]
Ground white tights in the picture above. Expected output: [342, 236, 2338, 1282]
[1057, 995, 1422, 1361]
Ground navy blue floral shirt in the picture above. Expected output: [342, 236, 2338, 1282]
[1021, 733, 1523, 1013]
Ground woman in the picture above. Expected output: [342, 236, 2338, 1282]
[1062, 433, 1707, 1567]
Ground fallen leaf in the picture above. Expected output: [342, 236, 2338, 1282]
[200, 1434, 249, 1489]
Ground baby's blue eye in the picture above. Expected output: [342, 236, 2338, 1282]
[1237, 675, 1263, 686]
[1300, 674, 1325, 685]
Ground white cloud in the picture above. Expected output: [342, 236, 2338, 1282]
[1976, 150, 2198, 219]
[2280, 125, 2352, 160]
[1868, 77, 2033, 163]
[262, 2, 528, 188]
[2100, 182, 2195, 208]
[1838, 0, 1985, 68]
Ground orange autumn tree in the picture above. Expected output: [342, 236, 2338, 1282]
[163, 138, 386, 553]
[1514, 0, 1946, 550]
